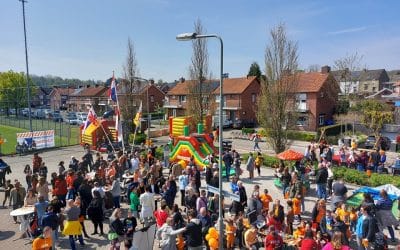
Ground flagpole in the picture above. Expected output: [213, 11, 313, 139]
[112, 71, 126, 153]
[99, 121, 116, 154]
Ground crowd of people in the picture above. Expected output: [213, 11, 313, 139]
[1, 137, 399, 250]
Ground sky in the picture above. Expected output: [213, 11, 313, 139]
[1, 0, 400, 83]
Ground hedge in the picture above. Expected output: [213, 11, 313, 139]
[318, 123, 353, 137]
[286, 130, 316, 141]
[332, 167, 400, 188]
[128, 133, 147, 145]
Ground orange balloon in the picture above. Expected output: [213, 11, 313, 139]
[209, 238, 218, 249]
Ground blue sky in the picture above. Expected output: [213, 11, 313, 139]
[1, 0, 399, 82]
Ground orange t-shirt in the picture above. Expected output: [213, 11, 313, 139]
[226, 224, 236, 240]
[260, 193, 273, 211]
[336, 208, 350, 224]
[66, 175, 76, 189]
[315, 207, 326, 223]
[292, 197, 301, 215]
[105, 167, 116, 179]
[349, 211, 358, 222]
[32, 236, 52, 250]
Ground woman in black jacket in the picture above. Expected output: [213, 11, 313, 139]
[109, 208, 126, 250]
[87, 190, 104, 235]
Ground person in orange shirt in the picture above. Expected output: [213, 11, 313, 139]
[32, 226, 52, 250]
[259, 189, 273, 212]
[293, 220, 306, 239]
[336, 203, 350, 225]
[292, 194, 302, 221]
[225, 219, 236, 249]
[66, 170, 76, 200]
[105, 165, 116, 180]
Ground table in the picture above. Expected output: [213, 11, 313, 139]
[10, 206, 35, 233]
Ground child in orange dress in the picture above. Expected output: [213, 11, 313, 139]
[292, 194, 302, 221]
[226, 219, 236, 249]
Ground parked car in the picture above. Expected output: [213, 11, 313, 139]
[52, 113, 63, 122]
[66, 113, 79, 125]
[364, 135, 391, 150]
[77, 116, 87, 125]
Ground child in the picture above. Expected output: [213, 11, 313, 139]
[2, 179, 13, 207]
[260, 189, 273, 213]
[286, 200, 294, 235]
[225, 219, 236, 249]
[349, 207, 358, 232]
[292, 194, 302, 222]
[336, 203, 350, 225]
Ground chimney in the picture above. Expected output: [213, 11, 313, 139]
[179, 77, 185, 83]
[321, 65, 331, 74]
[149, 79, 155, 85]
[86, 85, 91, 88]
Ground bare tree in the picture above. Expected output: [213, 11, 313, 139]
[186, 19, 210, 127]
[121, 37, 140, 133]
[333, 52, 363, 96]
[257, 24, 299, 153]
[307, 64, 320, 72]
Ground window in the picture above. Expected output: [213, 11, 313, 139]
[320, 92, 324, 98]
[364, 84, 368, 91]
[179, 95, 186, 102]
[296, 116, 308, 126]
[150, 95, 154, 102]
[251, 93, 256, 103]
[372, 87, 376, 92]
[319, 114, 325, 126]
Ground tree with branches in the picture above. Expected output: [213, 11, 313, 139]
[257, 24, 299, 153]
[120, 37, 140, 135]
[334, 52, 363, 96]
[186, 19, 213, 128]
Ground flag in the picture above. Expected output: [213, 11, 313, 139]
[115, 107, 123, 143]
[133, 101, 142, 127]
[82, 107, 98, 134]
[108, 76, 117, 102]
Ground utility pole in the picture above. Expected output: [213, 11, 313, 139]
[20, 0, 33, 134]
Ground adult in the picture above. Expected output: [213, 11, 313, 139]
[58, 161, 66, 176]
[163, 144, 170, 169]
[196, 189, 208, 214]
[74, 196, 89, 238]
[321, 231, 350, 250]
[62, 199, 84, 250]
[156, 217, 183, 250]
[140, 185, 155, 227]
[375, 189, 398, 242]
[178, 170, 189, 206]
[247, 191, 263, 224]
[87, 190, 105, 235]
[24, 188, 38, 206]
[109, 175, 121, 208]
[222, 151, 233, 181]
[154, 204, 170, 228]
[238, 181, 248, 213]
[10, 181, 26, 223]
[129, 187, 140, 218]
[316, 162, 328, 200]
[174, 209, 203, 250]
[123, 210, 137, 249]
[23, 164, 32, 189]
[34, 196, 49, 228]
[271, 199, 285, 225]
[172, 204, 185, 229]
[280, 167, 291, 196]
[232, 150, 241, 178]
[331, 179, 348, 211]
[300, 230, 318, 250]
[108, 208, 126, 250]
[91, 181, 105, 199]
[244, 223, 259, 250]
[361, 205, 380, 249]
[0, 158, 11, 188]
[246, 152, 255, 179]
[52, 174, 67, 206]
[254, 152, 263, 177]
[32, 153, 42, 174]
[36, 177, 50, 201]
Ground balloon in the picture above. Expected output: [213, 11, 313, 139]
[209, 231, 218, 239]
[209, 238, 218, 249]
[208, 227, 217, 234]
[205, 234, 211, 241]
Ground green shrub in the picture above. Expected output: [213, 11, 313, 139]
[332, 167, 400, 188]
[155, 146, 163, 159]
[286, 130, 316, 141]
[128, 133, 146, 145]
[242, 153, 280, 167]
[242, 127, 256, 134]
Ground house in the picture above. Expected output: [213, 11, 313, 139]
[163, 78, 219, 117]
[32, 87, 52, 107]
[117, 79, 165, 114]
[211, 76, 260, 125]
[49, 87, 76, 110]
[67, 85, 109, 113]
[331, 70, 361, 95]
[358, 69, 389, 95]
[293, 66, 339, 131]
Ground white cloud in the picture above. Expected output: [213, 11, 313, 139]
[327, 26, 368, 35]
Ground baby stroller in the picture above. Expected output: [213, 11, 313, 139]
[103, 191, 114, 218]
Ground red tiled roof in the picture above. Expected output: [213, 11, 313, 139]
[167, 80, 218, 95]
[73, 86, 108, 97]
[168, 76, 258, 95]
[54, 87, 75, 95]
[212, 76, 258, 94]
[295, 72, 330, 92]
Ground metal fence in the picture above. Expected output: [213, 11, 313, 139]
[0, 115, 80, 150]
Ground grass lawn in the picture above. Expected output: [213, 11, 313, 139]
[0, 125, 28, 155]
[0, 116, 81, 155]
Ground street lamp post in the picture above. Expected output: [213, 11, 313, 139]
[176, 32, 224, 250]
[19, 0, 33, 134]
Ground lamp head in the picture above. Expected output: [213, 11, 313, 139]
[176, 32, 197, 41]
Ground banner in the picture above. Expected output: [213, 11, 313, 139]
[16, 130, 55, 149]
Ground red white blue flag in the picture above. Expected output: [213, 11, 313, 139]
[109, 76, 117, 102]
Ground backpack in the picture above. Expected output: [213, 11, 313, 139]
[374, 231, 388, 249]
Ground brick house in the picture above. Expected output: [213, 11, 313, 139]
[293, 66, 339, 131]
[49, 87, 76, 110]
[163, 79, 219, 117]
[358, 69, 389, 95]
[32, 87, 52, 107]
[211, 76, 260, 124]
[67, 86, 109, 113]
[117, 80, 165, 114]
